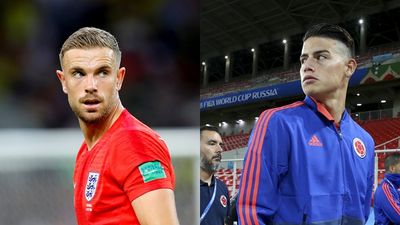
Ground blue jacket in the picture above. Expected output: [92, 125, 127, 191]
[201, 176, 230, 225]
[237, 96, 375, 225]
[375, 173, 400, 225]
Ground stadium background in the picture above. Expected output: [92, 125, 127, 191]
[200, 0, 400, 223]
[0, 0, 198, 224]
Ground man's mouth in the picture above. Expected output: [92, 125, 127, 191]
[302, 75, 318, 84]
[213, 155, 222, 162]
[83, 99, 101, 105]
[303, 75, 317, 82]
[81, 98, 102, 111]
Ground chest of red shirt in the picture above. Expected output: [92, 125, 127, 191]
[73, 142, 137, 223]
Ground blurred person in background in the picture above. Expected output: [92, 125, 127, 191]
[374, 153, 400, 224]
[56, 27, 179, 225]
[200, 125, 230, 225]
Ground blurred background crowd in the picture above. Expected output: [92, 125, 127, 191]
[0, 0, 198, 128]
[0, 0, 198, 224]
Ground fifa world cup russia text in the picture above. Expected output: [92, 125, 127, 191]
[200, 88, 278, 109]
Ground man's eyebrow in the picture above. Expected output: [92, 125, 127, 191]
[300, 53, 308, 59]
[69, 67, 85, 73]
[313, 50, 330, 55]
[207, 139, 217, 143]
[207, 138, 224, 145]
[96, 65, 113, 71]
[300, 50, 330, 58]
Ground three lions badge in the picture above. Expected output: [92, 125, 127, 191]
[85, 172, 100, 201]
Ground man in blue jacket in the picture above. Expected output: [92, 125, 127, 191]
[375, 153, 400, 224]
[200, 125, 230, 225]
[237, 23, 375, 225]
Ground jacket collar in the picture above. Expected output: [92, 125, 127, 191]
[303, 96, 349, 128]
[385, 173, 400, 187]
[200, 174, 216, 186]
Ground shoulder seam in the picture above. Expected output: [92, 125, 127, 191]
[261, 101, 304, 116]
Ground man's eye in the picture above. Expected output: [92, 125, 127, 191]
[318, 55, 327, 60]
[73, 72, 83, 78]
[99, 71, 108, 77]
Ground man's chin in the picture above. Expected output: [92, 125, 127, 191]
[212, 163, 220, 171]
[302, 87, 315, 96]
[200, 163, 220, 174]
[77, 111, 104, 124]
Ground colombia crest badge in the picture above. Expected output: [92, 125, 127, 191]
[353, 138, 366, 159]
[220, 195, 227, 208]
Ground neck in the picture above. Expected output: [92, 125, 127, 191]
[79, 104, 124, 150]
[322, 98, 345, 124]
[314, 89, 347, 124]
[200, 169, 214, 185]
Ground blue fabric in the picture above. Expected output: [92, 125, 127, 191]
[237, 96, 375, 225]
[386, 174, 400, 187]
[200, 176, 230, 225]
[374, 173, 400, 224]
[366, 207, 375, 225]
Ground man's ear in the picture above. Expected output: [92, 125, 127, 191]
[56, 70, 68, 94]
[345, 58, 357, 78]
[389, 165, 395, 173]
[116, 67, 126, 91]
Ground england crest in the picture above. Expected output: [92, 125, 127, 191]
[85, 172, 100, 201]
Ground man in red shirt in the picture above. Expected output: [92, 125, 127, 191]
[56, 27, 180, 225]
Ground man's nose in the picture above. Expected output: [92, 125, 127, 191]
[302, 58, 315, 72]
[85, 74, 98, 93]
[216, 144, 223, 152]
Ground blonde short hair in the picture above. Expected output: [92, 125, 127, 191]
[59, 27, 121, 67]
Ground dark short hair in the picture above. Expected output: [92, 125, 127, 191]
[303, 23, 355, 57]
[385, 153, 400, 172]
[200, 125, 221, 136]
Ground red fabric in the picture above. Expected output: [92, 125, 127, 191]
[309, 96, 340, 128]
[73, 109, 175, 224]
[382, 183, 400, 214]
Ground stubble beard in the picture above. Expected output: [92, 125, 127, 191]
[75, 107, 110, 125]
[71, 99, 116, 125]
[200, 156, 219, 174]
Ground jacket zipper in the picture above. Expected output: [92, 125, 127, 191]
[335, 124, 347, 217]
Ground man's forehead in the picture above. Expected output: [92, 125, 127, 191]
[301, 36, 347, 55]
[63, 48, 116, 67]
[201, 130, 222, 140]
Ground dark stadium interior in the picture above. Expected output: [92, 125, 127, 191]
[201, 4, 400, 218]
[201, 0, 400, 59]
